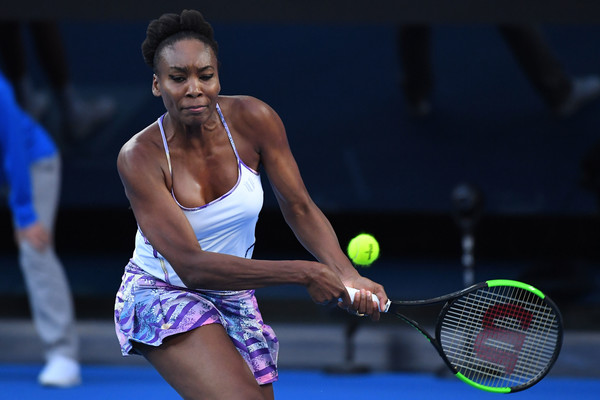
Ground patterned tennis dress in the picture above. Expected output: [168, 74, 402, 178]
[114, 104, 279, 384]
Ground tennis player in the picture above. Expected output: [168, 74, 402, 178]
[114, 9, 388, 400]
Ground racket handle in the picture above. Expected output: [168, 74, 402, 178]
[345, 287, 391, 313]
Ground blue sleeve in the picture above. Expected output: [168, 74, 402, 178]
[0, 80, 37, 229]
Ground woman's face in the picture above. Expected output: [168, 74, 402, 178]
[152, 38, 221, 126]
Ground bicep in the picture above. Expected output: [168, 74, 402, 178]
[260, 117, 312, 212]
[117, 148, 201, 267]
[236, 96, 315, 218]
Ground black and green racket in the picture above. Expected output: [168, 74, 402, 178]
[346, 279, 563, 393]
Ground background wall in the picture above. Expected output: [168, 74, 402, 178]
[50, 22, 600, 215]
[1, 8, 599, 325]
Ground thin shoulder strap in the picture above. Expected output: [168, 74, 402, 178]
[157, 114, 173, 177]
[216, 103, 241, 163]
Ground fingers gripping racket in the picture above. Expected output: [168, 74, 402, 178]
[346, 280, 563, 393]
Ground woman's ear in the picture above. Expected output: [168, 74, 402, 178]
[151, 74, 161, 97]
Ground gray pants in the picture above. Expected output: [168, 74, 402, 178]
[17, 155, 79, 361]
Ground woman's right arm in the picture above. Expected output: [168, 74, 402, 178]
[116, 131, 351, 306]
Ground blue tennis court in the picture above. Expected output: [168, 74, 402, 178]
[2, 364, 599, 399]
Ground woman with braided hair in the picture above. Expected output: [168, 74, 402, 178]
[114, 9, 387, 399]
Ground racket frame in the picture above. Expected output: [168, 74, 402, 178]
[385, 279, 563, 393]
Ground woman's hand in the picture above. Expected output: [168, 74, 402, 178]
[305, 261, 350, 306]
[339, 276, 388, 321]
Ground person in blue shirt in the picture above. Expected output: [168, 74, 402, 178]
[0, 71, 80, 387]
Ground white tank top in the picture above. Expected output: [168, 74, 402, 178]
[131, 104, 264, 288]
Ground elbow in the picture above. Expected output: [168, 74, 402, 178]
[178, 268, 202, 288]
[171, 250, 210, 288]
[178, 264, 213, 289]
[281, 197, 313, 221]
[173, 249, 231, 290]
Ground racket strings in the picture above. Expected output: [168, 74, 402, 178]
[445, 293, 557, 387]
[443, 289, 559, 387]
[439, 286, 561, 389]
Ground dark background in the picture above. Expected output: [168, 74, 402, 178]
[1, 2, 600, 327]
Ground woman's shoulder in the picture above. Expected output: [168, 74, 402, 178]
[218, 95, 280, 130]
[118, 120, 163, 167]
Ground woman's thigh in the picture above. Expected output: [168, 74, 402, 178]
[134, 324, 270, 400]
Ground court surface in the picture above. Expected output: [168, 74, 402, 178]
[2, 364, 599, 400]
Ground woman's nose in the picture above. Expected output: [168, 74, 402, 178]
[186, 78, 203, 96]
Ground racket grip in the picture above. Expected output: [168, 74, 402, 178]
[344, 287, 391, 313]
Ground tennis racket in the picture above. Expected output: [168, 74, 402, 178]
[346, 279, 563, 393]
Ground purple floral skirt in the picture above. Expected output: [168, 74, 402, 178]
[114, 262, 279, 384]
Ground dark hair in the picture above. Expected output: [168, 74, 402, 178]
[141, 9, 219, 70]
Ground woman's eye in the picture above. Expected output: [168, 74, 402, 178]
[200, 74, 214, 81]
[169, 75, 185, 82]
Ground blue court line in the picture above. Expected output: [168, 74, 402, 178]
[1, 364, 599, 399]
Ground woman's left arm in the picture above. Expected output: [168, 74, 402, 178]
[237, 97, 388, 308]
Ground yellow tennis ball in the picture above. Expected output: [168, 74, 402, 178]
[347, 233, 379, 266]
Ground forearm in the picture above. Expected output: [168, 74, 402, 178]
[175, 249, 319, 290]
[3, 128, 36, 228]
[281, 203, 359, 281]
